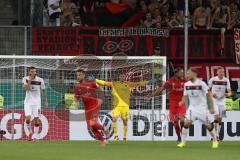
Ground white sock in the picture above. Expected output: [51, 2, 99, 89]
[218, 123, 222, 137]
[26, 122, 32, 133]
[214, 123, 219, 137]
[34, 126, 39, 134]
[181, 127, 189, 143]
[209, 129, 217, 142]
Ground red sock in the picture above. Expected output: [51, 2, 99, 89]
[92, 122, 104, 131]
[92, 128, 104, 142]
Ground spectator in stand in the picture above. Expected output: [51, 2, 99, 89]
[229, 1, 240, 28]
[143, 12, 155, 27]
[155, 21, 162, 28]
[193, 0, 211, 29]
[72, 14, 83, 27]
[139, 0, 148, 12]
[62, 15, 72, 26]
[60, 0, 78, 26]
[176, 0, 185, 26]
[148, 0, 161, 14]
[48, 0, 62, 26]
[79, 0, 95, 25]
[168, 12, 181, 28]
[210, 0, 231, 55]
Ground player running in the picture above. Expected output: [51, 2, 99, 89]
[22, 66, 48, 141]
[94, 73, 150, 141]
[150, 67, 187, 142]
[208, 67, 231, 141]
[178, 67, 218, 149]
[74, 69, 109, 146]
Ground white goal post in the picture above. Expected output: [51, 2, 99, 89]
[0, 55, 167, 141]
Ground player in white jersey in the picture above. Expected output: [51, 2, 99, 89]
[177, 67, 218, 149]
[208, 67, 231, 141]
[22, 66, 48, 141]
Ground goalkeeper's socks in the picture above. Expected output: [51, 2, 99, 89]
[181, 127, 189, 143]
[123, 125, 128, 139]
[113, 122, 118, 137]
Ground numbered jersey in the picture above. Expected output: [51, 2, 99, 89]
[22, 76, 45, 106]
[208, 76, 231, 103]
[184, 79, 209, 111]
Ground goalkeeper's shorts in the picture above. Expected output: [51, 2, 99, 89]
[112, 106, 130, 120]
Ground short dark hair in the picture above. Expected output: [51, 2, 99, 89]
[174, 67, 183, 73]
[76, 68, 86, 74]
[29, 66, 36, 70]
[188, 67, 198, 74]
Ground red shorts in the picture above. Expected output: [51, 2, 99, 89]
[83, 98, 102, 125]
[169, 103, 186, 122]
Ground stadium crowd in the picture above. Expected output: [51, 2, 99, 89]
[47, 0, 240, 29]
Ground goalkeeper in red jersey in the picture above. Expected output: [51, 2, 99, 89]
[74, 69, 109, 146]
[150, 67, 187, 142]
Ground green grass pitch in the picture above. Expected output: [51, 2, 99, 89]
[0, 141, 239, 160]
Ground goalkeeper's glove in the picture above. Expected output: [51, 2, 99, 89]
[87, 75, 96, 81]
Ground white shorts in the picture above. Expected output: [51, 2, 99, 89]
[213, 99, 227, 118]
[24, 104, 41, 118]
[185, 108, 214, 125]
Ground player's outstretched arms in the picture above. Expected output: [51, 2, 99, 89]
[95, 79, 112, 88]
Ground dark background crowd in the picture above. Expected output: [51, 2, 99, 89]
[46, 0, 240, 29]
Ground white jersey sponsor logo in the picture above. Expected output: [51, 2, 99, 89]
[208, 76, 231, 104]
[184, 79, 209, 111]
[22, 76, 45, 107]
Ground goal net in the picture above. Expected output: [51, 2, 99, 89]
[0, 55, 167, 141]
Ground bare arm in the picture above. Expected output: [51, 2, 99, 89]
[179, 95, 188, 106]
[208, 91, 214, 114]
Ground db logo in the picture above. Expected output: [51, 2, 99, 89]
[88, 112, 114, 140]
[0, 113, 49, 140]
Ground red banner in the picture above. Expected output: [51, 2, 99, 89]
[32, 27, 235, 61]
[0, 109, 69, 140]
[234, 28, 240, 64]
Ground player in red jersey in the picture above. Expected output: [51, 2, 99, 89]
[151, 67, 187, 141]
[74, 69, 109, 146]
